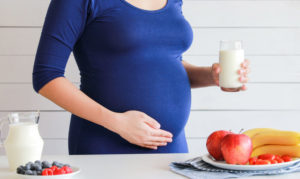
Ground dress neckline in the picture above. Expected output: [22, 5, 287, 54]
[119, 0, 170, 14]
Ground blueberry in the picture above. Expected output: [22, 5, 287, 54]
[30, 163, 36, 170]
[35, 165, 42, 171]
[42, 161, 51, 168]
[32, 171, 38, 175]
[31, 163, 37, 169]
[31, 163, 42, 171]
[25, 163, 31, 171]
[34, 160, 41, 165]
[52, 161, 59, 166]
[37, 170, 42, 175]
[26, 162, 34, 166]
[56, 163, 64, 168]
[25, 170, 33, 175]
[16, 166, 25, 174]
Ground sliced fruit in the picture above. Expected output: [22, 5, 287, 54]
[62, 166, 73, 174]
[53, 168, 66, 175]
[257, 154, 275, 160]
[42, 169, 53, 176]
[50, 165, 58, 171]
[270, 160, 278, 164]
[281, 155, 292, 162]
[255, 159, 271, 165]
[248, 157, 257, 165]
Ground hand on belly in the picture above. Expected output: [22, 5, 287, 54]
[110, 110, 173, 150]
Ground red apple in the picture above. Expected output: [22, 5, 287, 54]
[220, 134, 253, 165]
[206, 130, 232, 160]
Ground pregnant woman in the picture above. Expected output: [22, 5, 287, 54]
[32, 0, 249, 154]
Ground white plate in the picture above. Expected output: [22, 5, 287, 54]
[202, 154, 300, 171]
[15, 167, 80, 179]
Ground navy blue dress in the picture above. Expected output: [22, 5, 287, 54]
[32, 0, 193, 154]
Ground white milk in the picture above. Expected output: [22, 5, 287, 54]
[219, 49, 244, 88]
[4, 122, 44, 171]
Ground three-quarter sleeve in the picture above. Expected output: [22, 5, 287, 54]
[32, 0, 92, 93]
[179, 55, 183, 61]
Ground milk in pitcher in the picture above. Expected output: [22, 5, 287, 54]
[1, 112, 44, 171]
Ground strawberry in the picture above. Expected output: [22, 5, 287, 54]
[50, 165, 58, 171]
[42, 169, 53, 176]
[62, 166, 73, 174]
[53, 168, 66, 175]
[281, 155, 292, 162]
[270, 160, 278, 164]
[248, 157, 257, 165]
[255, 159, 271, 165]
[258, 154, 275, 160]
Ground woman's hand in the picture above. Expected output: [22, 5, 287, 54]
[112, 110, 173, 150]
[211, 59, 250, 92]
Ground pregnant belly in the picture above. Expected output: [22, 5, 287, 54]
[80, 57, 191, 136]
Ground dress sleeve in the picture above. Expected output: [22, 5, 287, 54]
[179, 55, 183, 61]
[32, 0, 92, 93]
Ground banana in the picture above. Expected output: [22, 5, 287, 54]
[243, 128, 280, 139]
[251, 144, 300, 158]
[251, 130, 300, 149]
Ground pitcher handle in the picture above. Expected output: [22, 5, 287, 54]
[0, 117, 7, 148]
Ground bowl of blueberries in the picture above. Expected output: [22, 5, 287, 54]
[16, 160, 80, 178]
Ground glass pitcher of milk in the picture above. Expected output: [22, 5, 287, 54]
[0, 111, 44, 171]
[219, 40, 245, 88]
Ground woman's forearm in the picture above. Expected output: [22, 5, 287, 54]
[38, 77, 119, 133]
[182, 60, 216, 88]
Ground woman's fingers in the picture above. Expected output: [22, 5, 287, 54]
[212, 63, 221, 74]
[239, 76, 248, 83]
[219, 59, 249, 93]
[238, 60, 250, 88]
[141, 115, 173, 149]
[211, 63, 220, 86]
[238, 69, 243, 75]
[151, 128, 173, 138]
[144, 116, 161, 129]
[139, 130, 172, 149]
[150, 136, 172, 143]
[238, 68, 250, 76]
[241, 84, 247, 91]
[144, 141, 168, 146]
[143, 145, 158, 150]
[241, 59, 250, 68]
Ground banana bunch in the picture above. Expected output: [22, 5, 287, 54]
[251, 144, 300, 157]
[243, 128, 300, 157]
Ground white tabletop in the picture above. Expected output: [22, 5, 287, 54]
[0, 154, 299, 179]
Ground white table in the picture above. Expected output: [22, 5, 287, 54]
[0, 154, 299, 179]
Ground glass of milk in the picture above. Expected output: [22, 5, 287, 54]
[219, 40, 245, 88]
[0, 112, 44, 171]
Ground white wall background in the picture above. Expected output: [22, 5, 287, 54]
[0, 0, 300, 155]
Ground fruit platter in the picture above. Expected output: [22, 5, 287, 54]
[204, 128, 300, 170]
[15, 160, 80, 178]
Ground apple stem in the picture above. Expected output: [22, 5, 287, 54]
[239, 128, 244, 134]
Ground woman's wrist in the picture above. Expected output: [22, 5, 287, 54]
[194, 66, 217, 87]
[207, 66, 218, 86]
[93, 106, 122, 134]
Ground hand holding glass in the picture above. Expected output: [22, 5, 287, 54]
[219, 40, 245, 89]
